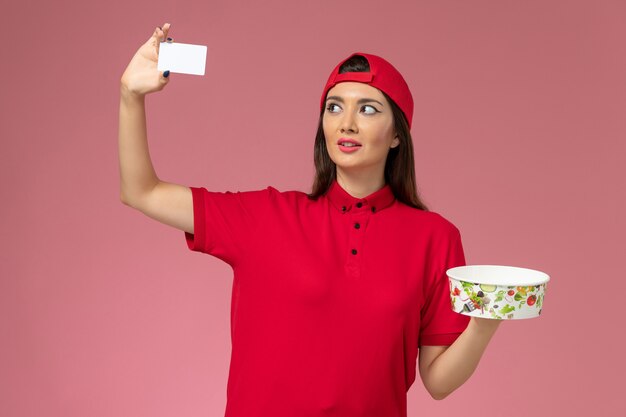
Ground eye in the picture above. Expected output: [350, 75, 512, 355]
[326, 103, 341, 113]
[362, 105, 379, 115]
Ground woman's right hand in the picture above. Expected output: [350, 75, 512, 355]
[120, 23, 172, 97]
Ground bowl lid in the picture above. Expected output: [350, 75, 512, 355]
[446, 265, 550, 286]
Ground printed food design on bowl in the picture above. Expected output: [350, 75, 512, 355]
[447, 265, 550, 320]
[449, 280, 546, 320]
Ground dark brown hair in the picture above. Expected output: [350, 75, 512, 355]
[308, 55, 429, 211]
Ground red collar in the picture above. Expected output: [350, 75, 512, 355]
[326, 180, 395, 214]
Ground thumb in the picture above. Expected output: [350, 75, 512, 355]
[160, 70, 171, 87]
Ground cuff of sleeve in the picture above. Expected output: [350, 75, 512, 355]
[184, 187, 207, 253]
[420, 332, 464, 347]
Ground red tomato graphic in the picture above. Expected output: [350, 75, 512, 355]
[527, 295, 537, 306]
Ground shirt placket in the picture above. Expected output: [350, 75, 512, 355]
[344, 201, 372, 279]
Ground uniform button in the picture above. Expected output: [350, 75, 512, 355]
[371, 206, 376, 213]
[351, 249, 358, 255]
[342, 206, 347, 212]
[354, 222, 360, 229]
[356, 202, 363, 208]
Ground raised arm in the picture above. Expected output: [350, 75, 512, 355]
[118, 23, 194, 235]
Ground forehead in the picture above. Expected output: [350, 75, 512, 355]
[326, 81, 387, 103]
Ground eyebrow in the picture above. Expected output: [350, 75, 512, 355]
[325, 96, 385, 106]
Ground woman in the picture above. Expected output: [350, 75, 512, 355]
[119, 23, 501, 417]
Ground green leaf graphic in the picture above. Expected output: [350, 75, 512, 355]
[500, 305, 516, 314]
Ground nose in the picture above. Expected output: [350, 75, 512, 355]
[339, 108, 358, 134]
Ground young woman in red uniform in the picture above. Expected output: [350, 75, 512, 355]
[119, 23, 501, 417]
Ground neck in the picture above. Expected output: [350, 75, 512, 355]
[336, 168, 386, 198]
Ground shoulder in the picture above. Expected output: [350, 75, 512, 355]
[264, 185, 310, 200]
[196, 185, 312, 205]
[394, 202, 461, 237]
[255, 185, 318, 209]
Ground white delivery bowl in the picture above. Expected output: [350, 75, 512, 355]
[447, 265, 550, 320]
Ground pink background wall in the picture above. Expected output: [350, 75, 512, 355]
[2, 0, 624, 416]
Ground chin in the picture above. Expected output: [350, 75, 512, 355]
[334, 161, 378, 175]
[329, 156, 361, 170]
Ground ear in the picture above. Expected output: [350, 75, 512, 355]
[390, 135, 400, 149]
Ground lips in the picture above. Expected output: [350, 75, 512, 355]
[337, 138, 362, 147]
[337, 137, 362, 153]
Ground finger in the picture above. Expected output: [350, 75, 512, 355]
[157, 26, 165, 42]
[148, 26, 161, 43]
[160, 70, 171, 87]
[155, 26, 166, 54]
[157, 23, 170, 42]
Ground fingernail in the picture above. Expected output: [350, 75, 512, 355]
[163, 70, 170, 78]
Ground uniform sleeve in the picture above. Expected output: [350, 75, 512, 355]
[419, 225, 471, 346]
[184, 186, 272, 266]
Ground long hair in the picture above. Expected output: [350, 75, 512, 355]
[308, 55, 429, 211]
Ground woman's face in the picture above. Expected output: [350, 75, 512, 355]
[322, 82, 399, 179]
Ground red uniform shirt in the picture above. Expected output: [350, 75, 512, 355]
[184, 180, 470, 417]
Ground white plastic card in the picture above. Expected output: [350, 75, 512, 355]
[157, 42, 207, 76]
